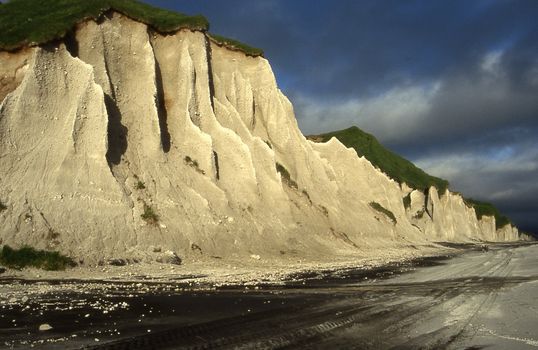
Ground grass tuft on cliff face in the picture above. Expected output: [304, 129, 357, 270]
[0, 0, 209, 50]
[141, 203, 159, 225]
[464, 198, 511, 230]
[369, 201, 397, 224]
[276, 162, 298, 189]
[308, 126, 449, 194]
[0, 245, 76, 270]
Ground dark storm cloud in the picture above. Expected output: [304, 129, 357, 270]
[414, 132, 538, 233]
[147, 0, 538, 234]
[157, 0, 538, 96]
[155, 0, 538, 138]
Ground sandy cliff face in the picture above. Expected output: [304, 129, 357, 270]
[403, 187, 513, 242]
[0, 13, 525, 263]
[0, 48, 35, 103]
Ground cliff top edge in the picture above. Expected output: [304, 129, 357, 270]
[0, 0, 264, 56]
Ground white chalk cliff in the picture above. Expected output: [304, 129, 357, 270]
[0, 13, 524, 264]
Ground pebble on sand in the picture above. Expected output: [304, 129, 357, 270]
[39, 324, 53, 331]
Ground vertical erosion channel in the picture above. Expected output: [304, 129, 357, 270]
[149, 30, 171, 153]
[102, 36, 128, 167]
[213, 151, 220, 180]
[153, 57, 171, 153]
[205, 35, 216, 112]
[104, 94, 128, 166]
[64, 31, 79, 58]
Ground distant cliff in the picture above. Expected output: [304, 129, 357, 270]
[0, 1, 527, 264]
[308, 126, 519, 236]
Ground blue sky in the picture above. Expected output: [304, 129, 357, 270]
[147, 0, 538, 234]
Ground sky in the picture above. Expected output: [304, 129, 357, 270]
[146, 0, 538, 235]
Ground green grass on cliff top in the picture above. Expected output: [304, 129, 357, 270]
[0, 0, 263, 56]
[208, 33, 264, 57]
[311, 126, 512, 228]
[0, 0, 207, 50]
[311, 126, 449, 194]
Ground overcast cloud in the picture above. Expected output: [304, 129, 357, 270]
[148, 0, 538, 234]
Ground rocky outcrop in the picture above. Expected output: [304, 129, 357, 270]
[519, 232, 535, 241]
[0, 48, 34, 102]
[403, 187, 517, 242]
[0, 13, 527, 264]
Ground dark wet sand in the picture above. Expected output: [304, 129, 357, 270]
[1, 242, 536, 349]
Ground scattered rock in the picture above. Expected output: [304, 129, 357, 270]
[107, 259, 127, 266]
[0, 266, 6, 274]
[191, 243, 202, 254]
[250, 254, 261, 260]
[150, 246, 161, 253]
[156, 250, 182, 265]
[39, 324, 53, 331]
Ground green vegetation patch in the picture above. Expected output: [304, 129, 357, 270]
[0, 245, 75, 270]
[184, 156, 205, 175]
[0, 0, 262, 56]
[309, 126, 449, 194]
[0, 0, 209, 50]
[369, 201, 397, 224]
[141, 203, 158, 225]
[464, 198, 511, 230]
[276, 162, 298, 189]
[208, 33, 264, 57]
